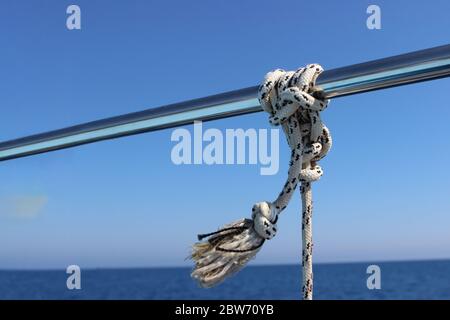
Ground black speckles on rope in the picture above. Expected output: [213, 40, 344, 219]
[190, 64, 332, 298]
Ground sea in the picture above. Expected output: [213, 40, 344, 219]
[1, 260, 449, 300]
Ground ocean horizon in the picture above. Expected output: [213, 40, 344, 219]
[1, 259, 449, 300]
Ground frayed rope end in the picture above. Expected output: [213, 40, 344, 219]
[189, 218, 266, 288]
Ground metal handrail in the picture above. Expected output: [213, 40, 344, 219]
[1, 44, 450, 162]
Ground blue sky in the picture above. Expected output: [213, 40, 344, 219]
[0, 0, 450, 269]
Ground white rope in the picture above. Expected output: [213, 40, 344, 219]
[190, 64, 332, 300]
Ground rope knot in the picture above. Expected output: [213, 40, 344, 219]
[258, 64, 332, 185]
[258, 64, 329, 127]
[251, 202, 278, 240]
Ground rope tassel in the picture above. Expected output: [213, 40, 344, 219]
[190, 203, 276, 288]
[190, 64, 332, 299]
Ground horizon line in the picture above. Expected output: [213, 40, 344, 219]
[1, 257, 449, 272]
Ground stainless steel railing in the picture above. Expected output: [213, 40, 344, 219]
[1, 44, 450, 162]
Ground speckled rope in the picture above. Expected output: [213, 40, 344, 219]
[190, 64, 332, 300]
